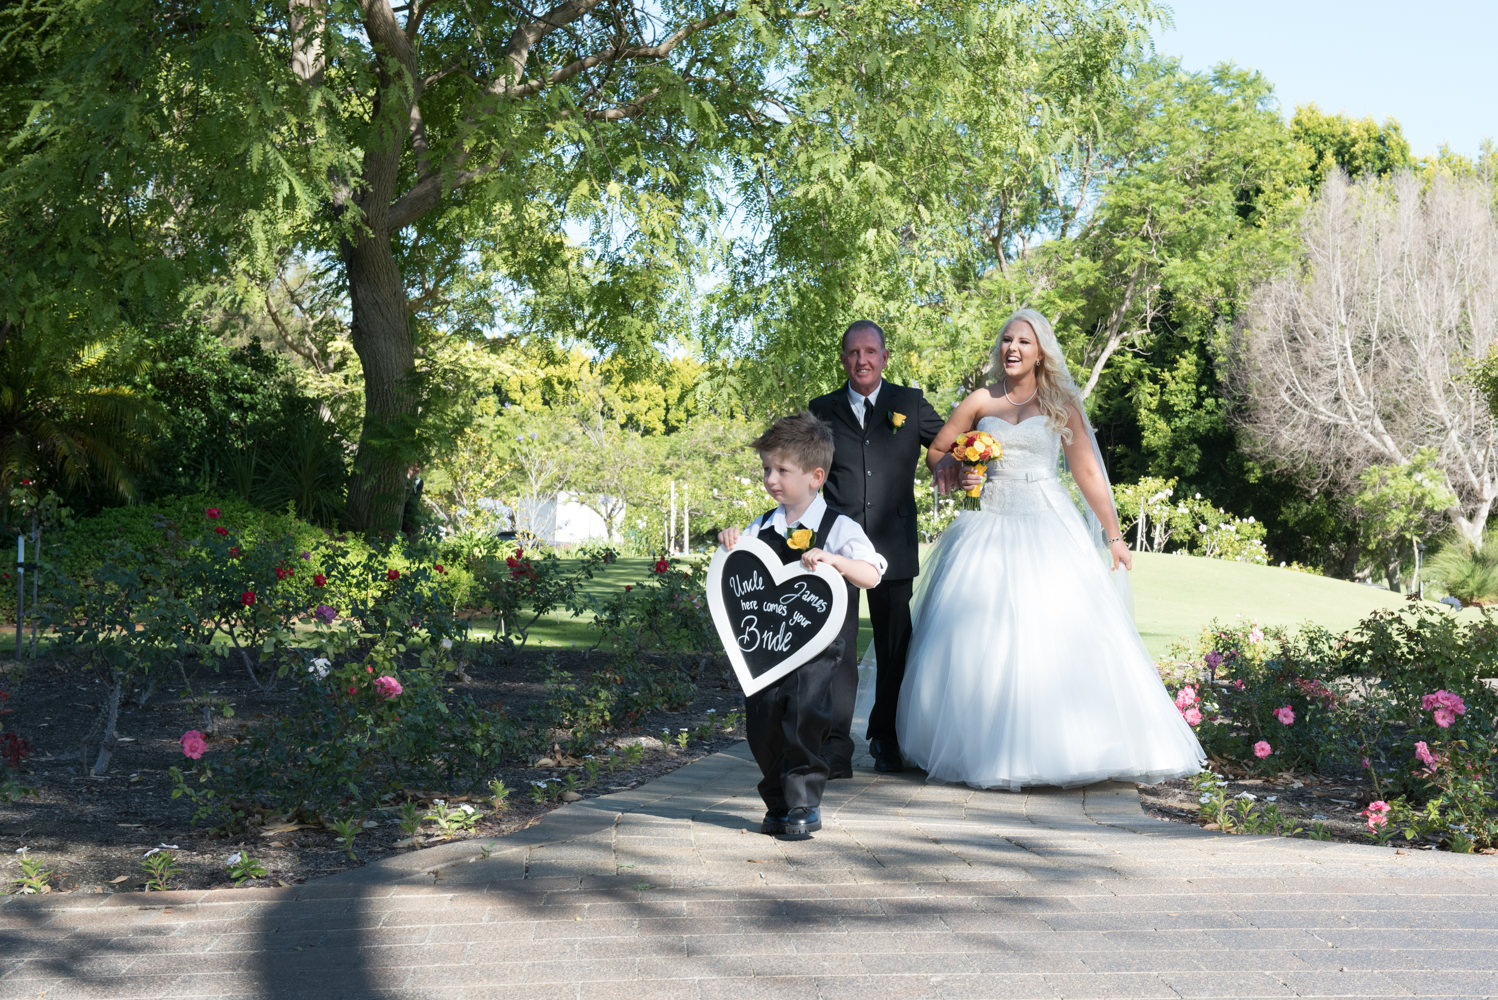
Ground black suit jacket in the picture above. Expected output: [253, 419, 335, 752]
[809, 381, 944, 580]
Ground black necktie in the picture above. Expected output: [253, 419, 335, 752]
[858, 396, 870, 426]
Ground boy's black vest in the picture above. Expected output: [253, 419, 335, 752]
[756, 504, 840, 564]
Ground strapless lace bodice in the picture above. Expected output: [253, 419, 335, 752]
[977, 415, 1059, 473]
[975, 415, 1062, 514]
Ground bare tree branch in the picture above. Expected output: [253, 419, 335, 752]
[1229, 171, 1498, 545]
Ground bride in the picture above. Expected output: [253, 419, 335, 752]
[893, 308, 1204, 790]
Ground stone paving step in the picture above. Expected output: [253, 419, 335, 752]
[2, 743, 1495, 1000]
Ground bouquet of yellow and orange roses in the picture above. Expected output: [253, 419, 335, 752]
[951, 429, 1001, 506]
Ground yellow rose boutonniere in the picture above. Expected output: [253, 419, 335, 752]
[787, 528, 814, 551]
[889, 411, 907, 432]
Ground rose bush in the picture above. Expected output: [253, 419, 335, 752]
[1171, 606, 1498, 851]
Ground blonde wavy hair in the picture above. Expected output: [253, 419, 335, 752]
[988, 308, 1079, 444]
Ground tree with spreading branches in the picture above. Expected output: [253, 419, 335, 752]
[3, 0, 790, 530]
[1229, 170, 1498, 548]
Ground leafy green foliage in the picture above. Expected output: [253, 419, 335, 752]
[1290, 105, 1414, 188]
[1112, 477, 1268, 563]
[133, 333, 348, 523]
[712, 0, 1165, 407]
[1172, 606, 1498, 850]
[172, 652, 528, 829]
[1430, 534, 1498, 605]
[1352, 451, 1457, 591]
[0, 330, 160, 509]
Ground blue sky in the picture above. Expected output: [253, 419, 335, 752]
[1155, 0, 1495, 159]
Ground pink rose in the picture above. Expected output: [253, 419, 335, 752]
[1421, 689, 1467, 714]
[1274, 705, 1295, 725]
[1182, 707, 1202, 726]
[1422, 690, 1466, 729]
[1414, 741, 1438, 769]
[1253, 740, 1272, 759]
[1174, 686, 1197, 710]
[1233, 679, 1246, 690]
[1248, 627, 1264, 644]
[374, 676, 403, 699]
[1362, 800, 1390, 832]
[180, 730, 207, 759]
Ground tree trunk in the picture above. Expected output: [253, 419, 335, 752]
[343, 229, 415, 534]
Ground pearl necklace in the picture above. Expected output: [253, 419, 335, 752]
[1002, 377, 1038, 406]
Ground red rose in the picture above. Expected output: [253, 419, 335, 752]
[624, 584, 633, 592]
[386, 568, 400, 581]
[275, 566, 292, 580]
[229, 547, 241, 558]
[214, 525, 229, 536]
[654, 559, 668, 573]
[435, 564, 445, 574]
[20, 478, 32, 486]
[205, 507, 221, 519]
[313, 573, 327, 587]
[505, 556, 518, 568]
[241, 591, 256, 606]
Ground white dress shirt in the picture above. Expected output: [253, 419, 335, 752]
[844, 381, 883, 427]
[744, 495, 887, 587]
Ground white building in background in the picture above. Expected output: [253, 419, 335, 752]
[502, 493, 612, 545]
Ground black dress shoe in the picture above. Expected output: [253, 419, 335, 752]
[760, 812, 787, 835]
[780, 807, 821, 838]
[826, 759, 853, 780]
[869, 738, 905, 773]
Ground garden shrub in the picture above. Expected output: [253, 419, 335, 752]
[1429, 533, 1498, 604]
[1114, 477, 1269, 564]
[172, 634, 526, 828]
[1170, 605, 1498, 850]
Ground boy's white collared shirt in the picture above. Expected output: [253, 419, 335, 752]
[745, 495, 887, 586]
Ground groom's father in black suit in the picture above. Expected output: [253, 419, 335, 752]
[810, 320, 946, 773]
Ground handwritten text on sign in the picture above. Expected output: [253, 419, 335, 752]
[706, 536, 848, 696]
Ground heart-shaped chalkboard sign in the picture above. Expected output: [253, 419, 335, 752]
[706, 534, 848, 696]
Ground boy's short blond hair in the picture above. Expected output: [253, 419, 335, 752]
[750, 412, 835, 475]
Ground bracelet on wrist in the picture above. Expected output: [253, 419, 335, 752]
[1106, 536, 1124, 544]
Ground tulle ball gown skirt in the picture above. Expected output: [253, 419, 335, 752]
[895, 481, 1204, 791]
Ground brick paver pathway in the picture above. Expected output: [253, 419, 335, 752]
[3, 743, 1495, 999]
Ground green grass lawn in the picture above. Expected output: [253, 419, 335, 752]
[500, 550, 1419, 661]
[1128, 550, 1409, 659]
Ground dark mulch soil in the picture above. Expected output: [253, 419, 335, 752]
[1, 646, 1434, 897]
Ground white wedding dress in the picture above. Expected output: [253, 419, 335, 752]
[893, 415, 1205, 790]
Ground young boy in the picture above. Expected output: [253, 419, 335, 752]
[718, 413, 885, 838]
